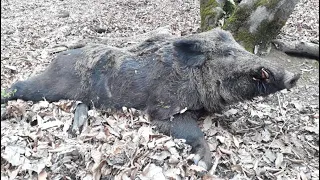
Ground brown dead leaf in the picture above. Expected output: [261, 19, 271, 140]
[261, 129, 271, 142]
[164, 140, 176, 148]
[54, 100, 74, 112]
[298, 171, 308, 180]
[4, 65, 17, 72]
[238, 148, 253, 165]
[219, 147, 232, 155]
[92, 160, 106, 180]
[0, 0, 318, 179]
[138, 126, 152, 144]
[203, 116, 213, 131]
[188, 164, 207, 172]
[224, 108, 238, 117]
[6, 101, 27, 119]
[140, 163, 166, 180]
[233, 136, 240, 148]
[150, 151, 171, 161]
[91, 149, 102, 163]
[105, 125, 121, 137]
[168, 155, 180, 164]
[3, 145, 26, 166]
[304, 126, 319, 134]
[250, 109, 264, 118]
[8, 166, 21, 180]
[275, 153, 284, 169]
[202, 174, 224, 180]
[38, 170, 47, 180]
[265, 150, 276, 163]
[230, 164, 242, 172]
[216, 136, 225, 144]
[40, 120, 64, 130]
[164, 168, 180, 179]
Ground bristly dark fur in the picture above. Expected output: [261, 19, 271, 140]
[2, 28, 299, 118]
[1, 28, 300, 170]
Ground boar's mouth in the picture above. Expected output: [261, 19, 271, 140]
[252, 68, 300, 95]
[252, 68, 271, 81]
[252, 68, 274, 95]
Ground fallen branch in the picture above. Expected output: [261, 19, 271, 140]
[272, 39, 319, 60]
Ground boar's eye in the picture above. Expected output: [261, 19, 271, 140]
[224, 50, 235, 57]
[252, 68, 271, 81]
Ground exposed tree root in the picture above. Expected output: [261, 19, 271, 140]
[272, 39, 319, 60]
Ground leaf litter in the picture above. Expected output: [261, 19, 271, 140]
[1, 0, 319, 179]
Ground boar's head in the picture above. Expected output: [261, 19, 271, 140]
[172, 28, 300, 111]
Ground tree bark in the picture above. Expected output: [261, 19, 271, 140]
[272, 39, 319, 60]
[200, 0, 300, 54]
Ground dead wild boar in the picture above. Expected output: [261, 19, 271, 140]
[1, 28, 300, 170]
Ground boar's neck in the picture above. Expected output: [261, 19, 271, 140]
[144, 58, 205, 120]
[192, 66, 227, 113]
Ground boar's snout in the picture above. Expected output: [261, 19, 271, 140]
[283, 71, 300, 89]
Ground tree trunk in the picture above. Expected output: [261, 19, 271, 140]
[200, 0, 300, 54]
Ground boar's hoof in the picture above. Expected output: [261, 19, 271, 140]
[191, 137, 212, 170]
[71, 103, 89, 135]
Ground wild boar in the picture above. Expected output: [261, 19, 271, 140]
[1, 28, 300, 170]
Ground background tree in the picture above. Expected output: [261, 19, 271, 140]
[200, 0, 307, 56]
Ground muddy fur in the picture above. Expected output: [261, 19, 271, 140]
[1, 28, 300, 170]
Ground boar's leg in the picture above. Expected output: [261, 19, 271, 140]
[71, 103, 89, 135]
[152, 111, 212, 170]
[1, 49, 85, 104]
[1, 79, 64, 103]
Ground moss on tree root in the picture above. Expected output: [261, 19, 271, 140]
[200, 0, 236, 31]
[201, 0, 291, 53]
[200, 0, 219, 31]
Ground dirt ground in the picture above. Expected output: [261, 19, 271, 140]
[1, 0, 319, 179]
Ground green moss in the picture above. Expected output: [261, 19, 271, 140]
[255, 18, 286, 44]
[223, 5, 252, 32]
[1, 89, 17, 98]
[233, 18, 286, 52]
[234, 29, 256, 52]
[223, 0, 236, 16]
[254, 0, 280, 9]
[222, 3, 257, 51]
[200, 0, 220, 31]
[222, 0, 288, 52]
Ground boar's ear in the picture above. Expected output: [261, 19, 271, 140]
[173, 39, 206, 67]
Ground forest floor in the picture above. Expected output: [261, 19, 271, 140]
[1, 0, 319, 179]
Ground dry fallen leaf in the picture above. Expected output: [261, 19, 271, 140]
[140, 163, 166, 180]
[216, 136, 225, 144]
[203, 116, 213, 131]
[261, 129, 271, 142]
[224, 108, 238, 117]
[265, 149, 276, 163]
[8, 165, 21, 180]
[233, 136, 240, 148]
[188, 164, 207, 172]
[38, 170, 48, 180]
[275, 153, 284, 169]
[0, 0, 318, 179]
